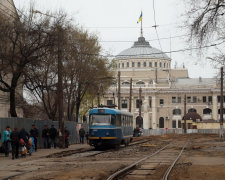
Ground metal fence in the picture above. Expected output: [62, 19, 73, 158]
[142, 128, 223, 136]
[0, 118, 88, 148]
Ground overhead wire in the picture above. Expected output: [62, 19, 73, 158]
[152, 0, 163, 53]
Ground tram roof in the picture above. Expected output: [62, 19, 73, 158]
[89, 108, 133, 116]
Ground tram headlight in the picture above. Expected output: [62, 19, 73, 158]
[106, 132, 110, 136]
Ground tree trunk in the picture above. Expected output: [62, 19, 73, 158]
[9, 88, 17, 117]
[75, 97, 81, 122]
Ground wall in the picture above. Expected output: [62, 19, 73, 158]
[0, 118, 88, 148]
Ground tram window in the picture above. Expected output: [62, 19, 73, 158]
[111, 115, 116, 125]
[116, 115, 121, 126]
[90, 114, 111, 125]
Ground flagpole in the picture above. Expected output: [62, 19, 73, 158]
[141, 13, 143, 37]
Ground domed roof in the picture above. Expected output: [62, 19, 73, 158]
[116, 36, 170, 60]
[183, 112, 202, 122]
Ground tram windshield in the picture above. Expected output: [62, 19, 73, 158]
[90, 114, 115, 125]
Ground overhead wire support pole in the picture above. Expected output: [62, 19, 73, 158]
[118, 71, 121, 110]
[220, 67, 224, 141]
[129, 78, 132, 112]
[139, 87, 142, 117]
[184, 94, 187, 134]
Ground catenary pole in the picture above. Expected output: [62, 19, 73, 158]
[129, 78, 132, 112]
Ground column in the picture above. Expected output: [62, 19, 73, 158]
[152, 95, 157, 129]
[212, 94, 217, 120]
[143, 96, 150, 129]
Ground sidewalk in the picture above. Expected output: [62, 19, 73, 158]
[0, 143, 91, 179]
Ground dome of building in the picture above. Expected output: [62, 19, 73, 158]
[183, 112, 202, 122]
[116, 36, 170, 60]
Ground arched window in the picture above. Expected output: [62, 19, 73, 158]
[122, 63, 124, 68]
[155, 62, 157, 67]
[138, 62, 141, 67]
[136, 81, 145, 85]
[132, 62, 135, 67]
[188, 108, 197, 113]
[164, 63, 166, 68]
[160, 62, 162, 67]
[159, 117, 164, 128]
[122, 81, 130, 85]
[143, 62, 146, 67]
[203, 108, 212, 114]
[149, 62, 152, 67]
[173, 109, 181, 115]
[127, 62, 129, 67]
[218, 108, 225, 114]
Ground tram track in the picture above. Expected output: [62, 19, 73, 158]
[107, 141, 188, 180]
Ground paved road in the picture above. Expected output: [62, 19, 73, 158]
[0, 143, 91, 180]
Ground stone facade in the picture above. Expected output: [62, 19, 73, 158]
[104, 35, 223, 130]
[0, 0, 23, 117]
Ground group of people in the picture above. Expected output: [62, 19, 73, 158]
[0, 124, 70, 160]
[0, 125, 37, 159]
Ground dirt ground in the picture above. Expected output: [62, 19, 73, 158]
[8, 134, 225, 180]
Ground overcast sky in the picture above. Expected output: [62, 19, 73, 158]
[14, 0, 221, 78]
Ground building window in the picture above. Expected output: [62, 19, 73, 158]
[127, 62, 129, 67]
[173, 109, 181, 115]
[122, 81, 130, 85]
[172, 97, 176, 103]
[107, 100, 113, 105]
[136, 81, 145, 85]
[149, 62, 152, 67]
[159, 117, 164, 128]
[193, 96, 197, 103]
[178, 120, 181, 128]
[172, 120, 176, 128]
[132, 62, 135, 67]
[136, 99, 142, 108]
[187, 96, 191, 103]
[160, 62, 162, 67]
[160, 99, 164, 105]
[217, 96, 221, 103]
[122, 63, 124, 68]
[119, 63, 120, 68]
[203, 96, 207, 103]
[203, 108, 212, 115]
[137, 62, 140, 67]
[164, 63, 166, 68]
[122, 99, 128, 108]
[149, 99, 152, 108]
[143, 62, 146, 67]
[178, 97, 181, 103]
[208, 96, 212, 103]
[188, 108, 197, 113]
[155, 62, 157, 67]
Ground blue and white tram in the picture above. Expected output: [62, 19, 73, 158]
[88, 108, 133, 148]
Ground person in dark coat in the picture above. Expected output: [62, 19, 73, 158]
[30, 124, 39, 151]
[42, 125, 50, 148]
[64, 128, 70, 148]
[49, 125, 57, 148]
[85, 132, 89, 144]
[79, 127, 85, 144]
[10, 128, 19, 159]
[19, 128, 29, 144]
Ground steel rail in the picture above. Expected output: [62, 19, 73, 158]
[107, 143, 170, 180]
[163, 141, 188, 180]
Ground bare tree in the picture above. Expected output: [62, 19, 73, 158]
[0, 10, 53, 117]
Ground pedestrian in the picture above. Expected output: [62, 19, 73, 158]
[10, 128, 19, 160]
[29, 124, 39, 151]
[2, 126, 11, 157]
[79, 127, 85, 144]
[49, 125, 57, 148]
[85, 131, 89, 144]
[19, 128, 29, 144]
[42, 125, 50, 148]
[64, 127, 70, 148]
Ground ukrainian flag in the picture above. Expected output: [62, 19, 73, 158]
[137, 11, 142, 23]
